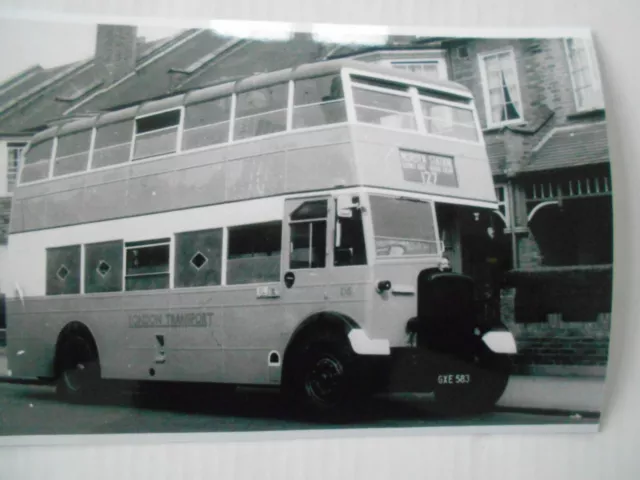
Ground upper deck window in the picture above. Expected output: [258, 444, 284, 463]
[19, 139, 53, 184]
[92, 120, 134, 169]
[350, 76, 417, 131]
[233, 83, 288, 141]
[53, 129, 92, 177]
[420, 99, 478, 142]
[292, 74, 347, 129]
[132, 109, 181, 161]
[182, 96, 232, 150]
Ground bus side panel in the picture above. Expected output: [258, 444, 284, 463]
[221, 284, 322, 386]
[6, 297, 73, 379]
[162, 289, 226, 384]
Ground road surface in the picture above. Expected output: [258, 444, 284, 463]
[0, 381, 598, 436]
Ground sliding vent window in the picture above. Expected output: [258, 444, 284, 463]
[19, 139, 53, 184]
[53, 130, 92, 177]
[182, 96, 231, 150]
[92, 120, 134, 169]
[293, 75, 346, 129]
[233, 84, 288, 141]
[84, 240, 123, 293]
[46, 245, 81, 295]
[175, 228, 223, 288]
[133, 110, 181, 160]
[289, 200, 328, 269]
[227, 221, 282, 285]
[351, 76, 416, 131]
[125, 239, 170, 291]
[420, 99, 478, 142]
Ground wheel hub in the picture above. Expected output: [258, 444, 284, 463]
[305, 357, 345, 405]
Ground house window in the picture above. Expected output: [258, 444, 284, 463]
[226, 221, 282, 285]
[125, 238, 171, 291]
[389, 60, 448, 81]
[7, 142, 25, 193]
[565, 38, 604, 111]
[132, 110, 181, 160]
[478, 50, 524, 128]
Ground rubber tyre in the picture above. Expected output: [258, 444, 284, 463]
[432, 353, 512, 416]
[285, 340, 364, 423]
[55, 335, 102, 404]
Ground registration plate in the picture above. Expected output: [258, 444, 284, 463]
[438, 374, 471, 385]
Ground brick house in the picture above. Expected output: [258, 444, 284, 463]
[0, 25, 612, 374]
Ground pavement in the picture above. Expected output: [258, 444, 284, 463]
[0, 349, 605, 416]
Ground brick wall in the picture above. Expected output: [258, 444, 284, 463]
[500, 289, 610, 375]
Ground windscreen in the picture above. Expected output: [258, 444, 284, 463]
[369, 194, 439, 257]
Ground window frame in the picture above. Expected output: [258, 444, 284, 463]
[477, 48, 525, 129]
[51, 129, 93, 178]
[341, 67, 484, 146]
[6, 142, 26, 194]
[181, 95, 233, 151]
[130, 107, 184, 162]
[564, 37, 605, 112]
[367, 192, 442, 260]
[123, 237, 172, 292]
[225, 220, 283, 285]
[385, 58, 449, 81]
[16, 67, 484, 187]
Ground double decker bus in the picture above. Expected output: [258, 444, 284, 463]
[4, 59, 517, 419]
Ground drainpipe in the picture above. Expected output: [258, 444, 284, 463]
[507, 171, 519, 269]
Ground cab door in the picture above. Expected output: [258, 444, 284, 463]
[280, 196, 333, 315]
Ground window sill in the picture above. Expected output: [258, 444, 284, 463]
[566, 108, 605, 121]
[482, 121, 527, 134]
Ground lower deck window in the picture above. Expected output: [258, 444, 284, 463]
[125, 239, 170, 291]
[84, 240, 123, 293]
[175, 228, 223, 288]
[227, 221, 282, 285]
[46, 245, 81, 295]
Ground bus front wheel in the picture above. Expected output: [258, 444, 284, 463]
[286, 339, 363, 422]
[55, 335, 102, 403]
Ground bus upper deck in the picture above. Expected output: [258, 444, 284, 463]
[10, 58, 497, 238]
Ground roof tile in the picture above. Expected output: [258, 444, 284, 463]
[75, 30, 230, 112]
[521, 122, 610, 173]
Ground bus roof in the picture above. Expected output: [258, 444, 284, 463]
[27, 58, 473, 146]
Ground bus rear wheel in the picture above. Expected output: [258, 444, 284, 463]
[287, 340, 363, 422]
[55, 335, 102, 403]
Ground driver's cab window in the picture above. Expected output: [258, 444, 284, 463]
[289, 199, 328, 269]
[334, 195, 367, 266]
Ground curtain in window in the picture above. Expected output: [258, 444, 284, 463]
[485, 53, 521, 124]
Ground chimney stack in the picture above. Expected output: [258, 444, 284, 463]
[94, 24, 138, 84]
